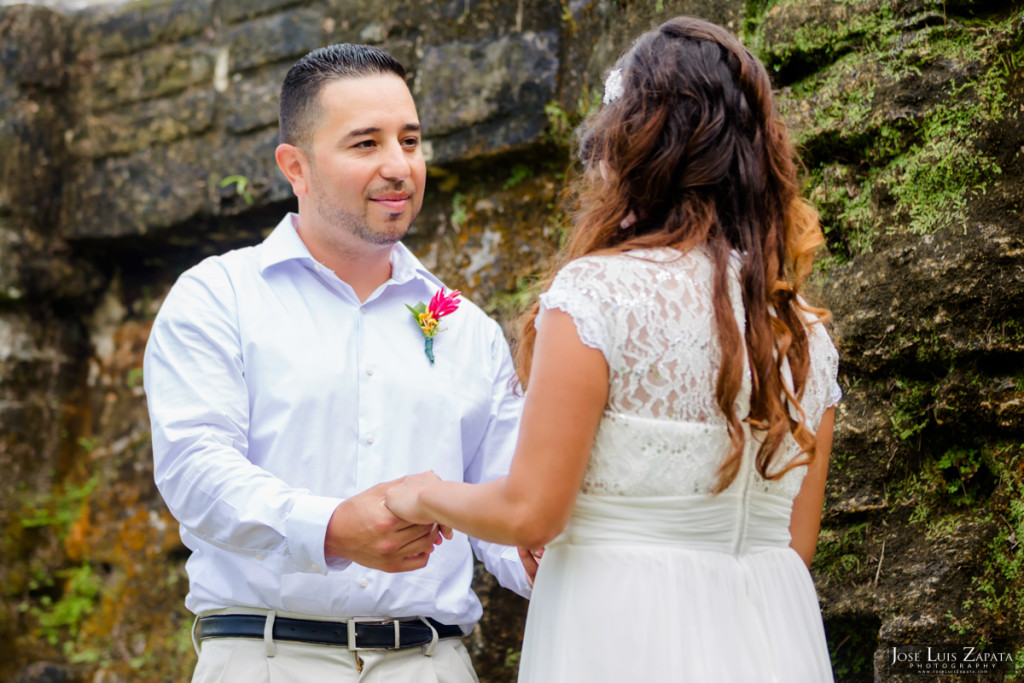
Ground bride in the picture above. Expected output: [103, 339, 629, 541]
[387, 16, 840, 682]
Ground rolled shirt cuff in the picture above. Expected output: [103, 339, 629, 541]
[286, 493, 347, 574]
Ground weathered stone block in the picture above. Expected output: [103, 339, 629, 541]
[325, 0, 565, 48]
[219, 0, 308, 25]
[81, 39, 217, 110]
[823, 222, 1024, 375]
[0, 4, 71, 88]
[226, 7, 324, 72]
[220, 62, 291, 135]
[416, 31, 558, 163]
[68, 89, 216, 158]
[73, 0, 213, 58]
[61, 127, 289, 239]
[207, 127, 294, 213]
[0, 97, 66, 225]
[60, 138, 211, 239]
[0, 226, 27, 303]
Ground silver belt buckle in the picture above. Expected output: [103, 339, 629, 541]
[346, 617, 402, 650]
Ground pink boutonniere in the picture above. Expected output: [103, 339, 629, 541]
[407, 287, 461, 364]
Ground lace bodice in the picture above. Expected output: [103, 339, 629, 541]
[537, 248, 841, 500]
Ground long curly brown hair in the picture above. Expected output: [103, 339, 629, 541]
[514, 16, 830, 491]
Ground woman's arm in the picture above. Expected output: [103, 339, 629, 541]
[788, 407, 835, 568]
[385, 309, 609, 548]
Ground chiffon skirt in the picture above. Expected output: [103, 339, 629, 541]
[516, 493, 834, 682]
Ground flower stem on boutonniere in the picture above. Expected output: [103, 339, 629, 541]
[406, 287, 461, 364]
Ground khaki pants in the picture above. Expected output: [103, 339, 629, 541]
[192, 635, 479, 683]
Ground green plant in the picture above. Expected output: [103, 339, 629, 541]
[812, 522, 869, 585]
[126, 366, 144, 388]
[935, 447, 983, 496]
[486, 276, 541, 321]
[219, 174, 254, 206]
[544, 101, 573, 147]
[504, 164, 533, 190]
[559, 0, 576, 34]
[503, 647, 521, 671]
[20, 477, 98, 535]
[33, 564, 101, 646]
[889, 380, 932, 442]
[450, 192, 468, 231]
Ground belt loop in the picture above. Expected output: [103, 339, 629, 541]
[191, 614, 202, 655]
[394, 620, 401, 648]
[264, 610, 277, 658]
[419, 617, 438, 656]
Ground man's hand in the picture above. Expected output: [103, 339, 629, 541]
[517, 546, 544, 587]
[324, 478, 446, 573]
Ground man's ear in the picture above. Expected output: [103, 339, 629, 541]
[275, 143, 309, 197]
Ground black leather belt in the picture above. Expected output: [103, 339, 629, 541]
[198, 614, 464, 650]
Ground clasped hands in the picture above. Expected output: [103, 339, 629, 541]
[323, 472, 541, 583]
[385, 471, 544, 585]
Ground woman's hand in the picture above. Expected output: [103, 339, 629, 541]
[518, 546, 545, 586]
[385, 471, 444, 525]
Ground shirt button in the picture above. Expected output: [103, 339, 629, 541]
[365, 435, 375, 445]
[359, 578, 369, 588]
[365, 367, 374, 376]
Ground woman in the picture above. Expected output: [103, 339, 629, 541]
[387, 16, 839, 681]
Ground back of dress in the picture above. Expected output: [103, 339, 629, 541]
[519, 247, 839, 682]
[538, 246, 839, 502]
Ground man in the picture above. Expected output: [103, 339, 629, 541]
[143, 44, 532, 682]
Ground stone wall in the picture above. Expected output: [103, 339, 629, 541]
[1, 0, 1022, 681]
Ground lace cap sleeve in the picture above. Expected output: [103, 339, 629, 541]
[803, 310, 842, 409]
[537, 258, 612, 358]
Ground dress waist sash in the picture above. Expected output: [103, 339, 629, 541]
[551, 491, 794, 555]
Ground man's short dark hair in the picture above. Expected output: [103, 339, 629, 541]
[279, 44, 407, 148]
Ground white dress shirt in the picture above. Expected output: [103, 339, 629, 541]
[144, 213, 530, 630]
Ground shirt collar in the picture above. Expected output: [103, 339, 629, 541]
[258, 213, 443, 290]
[258, 214, 316, 273]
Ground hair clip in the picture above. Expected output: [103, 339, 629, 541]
[603, 68, 624, 104]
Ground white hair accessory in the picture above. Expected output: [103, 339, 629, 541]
[603, 68, 624, 104]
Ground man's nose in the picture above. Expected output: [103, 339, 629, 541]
[380, 141, 411, 181]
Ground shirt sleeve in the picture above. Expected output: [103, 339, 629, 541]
[536, 258, 611, 360]
[462, 323, 533, 600]
[144, 260, 342, 576]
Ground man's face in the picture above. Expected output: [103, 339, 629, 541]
[301, 73, 426, 251]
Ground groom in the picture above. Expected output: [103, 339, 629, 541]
[144, 43, 532, 681]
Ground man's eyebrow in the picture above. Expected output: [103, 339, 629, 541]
[344, 123, 421, 140]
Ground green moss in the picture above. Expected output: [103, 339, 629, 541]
[879, 75, 1007, 235]
[503, 164, 534, 190]
[812, 522, 869, 586]
[889, 379, 932, 442]
[450, 192, 468, 231]
[750, 0, 898, 78]
[779, 9, 1021, 260]
[19, 476, 98, 538]
[485, 275, 541, 322]
[543, 90, 600, 150]
[33, 563, 101, 647]
[895, 442, 1024, 652]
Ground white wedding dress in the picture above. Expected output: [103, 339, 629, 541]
[517, 248, 838, 682]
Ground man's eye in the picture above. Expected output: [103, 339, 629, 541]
[354, 140, 376, 148]
[403, 138, 420, 147]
